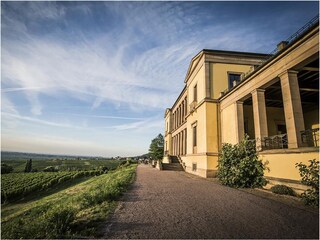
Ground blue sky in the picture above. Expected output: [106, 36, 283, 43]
[1, 1, 318, 157]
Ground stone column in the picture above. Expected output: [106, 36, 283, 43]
[279, 70, 305, 148]
[176, 135, 178, 155]
[174, 135, 176, 155]
[175, 111, 177, 129]
[182, 102, 184, 122]
[235, 101, 245, 143]
[179, 106, 181, 125]
[181, 131, 184, 155]
[174, 135, 178, 156]
[180, 131, 183, 155]
[251, 89, 268, 150]
[185, 98, 188, 115]
[173, 136, 175, 155]
[178, 133, 181, 155]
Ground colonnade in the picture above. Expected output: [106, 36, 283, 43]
[235, 70, 305, 149]
[172, 97, 188, 130]
[172, 128, 187, 156]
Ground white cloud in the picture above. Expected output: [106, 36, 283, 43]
[1, 112, 84, 129]
[2, 2, 276, 118]
[3, 1, 303, 156]
[1, 95, 20, 129]
[111, 118, 163, 131]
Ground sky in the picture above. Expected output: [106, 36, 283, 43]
[1, 1, 318, 157]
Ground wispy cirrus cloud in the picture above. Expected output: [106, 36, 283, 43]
[1, 1, 318, 156]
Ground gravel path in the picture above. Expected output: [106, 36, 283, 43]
[104, 164, 319, 239]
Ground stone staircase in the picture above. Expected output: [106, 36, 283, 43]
[162, 156, 184, 171]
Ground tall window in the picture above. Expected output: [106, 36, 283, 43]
[193, 84, 197, 102]
[193, 125, 197, 147]
[228, 73, 241, 89]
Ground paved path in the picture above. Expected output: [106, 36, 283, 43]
[104, 164, 319, 239]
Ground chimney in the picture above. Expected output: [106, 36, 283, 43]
[277, 41, 289, 52]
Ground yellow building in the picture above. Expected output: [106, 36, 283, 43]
[163, 17, 319, 190]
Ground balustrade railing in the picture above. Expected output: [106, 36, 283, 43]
[220, 15, 319, 97]
[301, 128, 319, 147]
[261, 133, 288, 150]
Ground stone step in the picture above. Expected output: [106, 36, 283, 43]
[170, 156, 180, 163]
[162, 163, 184, 171]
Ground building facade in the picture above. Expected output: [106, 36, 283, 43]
[163, 17, 319, 188]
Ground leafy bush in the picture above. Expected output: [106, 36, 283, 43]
[270, 184, 295, 196]
[101, 166, 109, 172]
[43, 166, 56, 172]
[43, 206, 75, 238]
[217, 136, 268, 188]
[296, 159, 319, 207]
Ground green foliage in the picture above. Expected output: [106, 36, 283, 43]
[148, 133, 164, 160]
[1, 164, 137, 239]
[270, 184, 295, 196]
[1, 170, 105, 203]
[1, 164, 13, 174]
[43, 166, 57, 172]
[2, 156, 122, 173]
[100, 166, 109, 172]
[24, 159, 32, 173]
[296, 159, 319, 207]
[217, 136, 268, 188]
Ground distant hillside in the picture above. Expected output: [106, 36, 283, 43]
[133, 153, 149, 159]
[1, 151, 107, 161]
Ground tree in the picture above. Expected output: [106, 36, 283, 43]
[1, 164, 13, 174]
[24, 159, 32, 173]
[148, 134, 164, 160]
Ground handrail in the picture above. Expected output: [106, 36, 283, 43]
[301, 128, 319, 147]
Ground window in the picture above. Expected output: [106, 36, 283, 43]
[193, 125, 197, 147]
[192, 163, 197, 171]
[193, 84, 197, 102]
[228, 73, 241, 89]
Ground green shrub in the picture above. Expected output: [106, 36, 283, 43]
[270, 184, 295, 196]
[1, 164, 13, 174]
[43, 166, 56, 172]
[296, 159, 319, 207]
[217, 136, 268, 188]
[43, 206, 76, 238]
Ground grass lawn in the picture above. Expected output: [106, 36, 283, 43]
[1, 164, 137, 239]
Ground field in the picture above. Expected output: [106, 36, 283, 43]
[1, 151, 124, 172]
[1, 164, 137, 239]
[1, 171, 104, 203]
